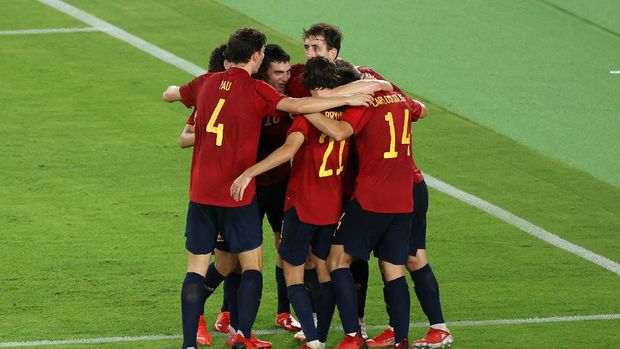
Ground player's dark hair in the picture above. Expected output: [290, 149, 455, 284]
[335, 60, 361, 85]
[254, 44, 290, 81]
[207, 44, 227, 72]
[303, 56, 340, 90]
[223, 28, 267, 64]
[303, 23, 343, 56]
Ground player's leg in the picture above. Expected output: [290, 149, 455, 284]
[408, 181, 452, 348]
[310, 227, 337, 345]
[373, 212, 412, 347]
[350, 259, 369, 338]
[181, 201, 217, 349]
[279, 208, 321, 347]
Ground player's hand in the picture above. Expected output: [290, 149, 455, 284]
[230, 172, 252, 201]
[347, 93, 374, 107]
[360, 72, 375, 80]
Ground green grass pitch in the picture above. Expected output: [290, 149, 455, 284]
[1, 0, 618, 348]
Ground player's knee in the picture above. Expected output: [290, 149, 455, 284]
[406, 252, 428, 272]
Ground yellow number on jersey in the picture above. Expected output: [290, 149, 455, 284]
[383, 109, 412, 158]
[206, 98, 225, 146]
[319, 133, 346, 178]
[264, 115, 280, 127]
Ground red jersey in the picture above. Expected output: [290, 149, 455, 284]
[256, 110, 292, 186]
[179, 67, 286, 206]
[186, 109, 196, 125]
[285, 110, 349, 225]
[358, 66, 424, 183]
[286, 63, 311, 98]
[341, 91, 423, 213]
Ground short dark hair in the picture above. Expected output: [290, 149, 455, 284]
[254, 44, 290, 81]
[303, 23, 343, 56]
[223, 28, 267, 64]
[335, 60, 361, 85]
[303, 56, 340, 90]
[207, 44, 227, 72]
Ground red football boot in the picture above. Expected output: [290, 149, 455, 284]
[412, 328, 453, 349]
[214, 311, 231, 333]
[275, 312, 302, 332]
[231, 333, 258, 349]
[366, 327, 394, 347]
[334, 332, 367, 349]
[250, 333, 273, 348]
[196, 315, 213, 346]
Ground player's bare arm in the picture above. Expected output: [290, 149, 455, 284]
[418, 101, 428, 118]
[230, 132, 305, 202]
[318, 79, 393, 97]
[179, 124, 195, 148]
[162, 85, 181, 102]
[303, 113, 354, 142]
[276, 94, 373, 114]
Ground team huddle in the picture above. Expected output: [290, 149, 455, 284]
[162, 23, 453, 349]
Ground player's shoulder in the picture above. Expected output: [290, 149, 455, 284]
[290, 63, 305, 78]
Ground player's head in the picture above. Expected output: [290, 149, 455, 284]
[303, 23, 342, 61]
[254, 44, 291, 93]
[302, 56, 341, 91]
[224, 28, 267, 73]
[335, 60, 361, 85]
[207, 44, 230, 72]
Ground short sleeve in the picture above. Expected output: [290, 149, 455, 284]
[340, 106, 368, 134]
[254, 80, 287, 118]
[406, 97, 423, 122]
[288, 115, 311, 144]
[179, 74, 207, 109]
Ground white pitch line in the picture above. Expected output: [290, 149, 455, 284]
[1, 313, 618, 347]
[0, 27, 100, 36]
[38, 0, 205, 77]
[425, 175, 620, 276]
[36, 1, 620, 276]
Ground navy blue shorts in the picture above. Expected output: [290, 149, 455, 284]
[410, 180, 429, 256]
[256, 180, 287, 233]
[278, 207, 335, 265]
[185, 198, 263, 254]
[333, 200, 411, 265]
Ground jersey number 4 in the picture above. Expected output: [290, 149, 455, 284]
[319, 133, 346, 178]
[384, 109, 411, 159]
[206, 98, 225, 146]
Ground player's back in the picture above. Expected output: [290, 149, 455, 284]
[342, 90, 422, 213]
[180, 67, 285, 207]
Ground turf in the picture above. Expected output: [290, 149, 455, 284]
[1, 1, 618, 348]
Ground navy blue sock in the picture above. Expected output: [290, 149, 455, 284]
[287, 284, 318, 342]
[381, 275, 394, 328]
[181, 272, 206, 348]
[330, 268, 359, 334]
[237, 270, 263, 338]
[384, 276, 410, 343]
[351, 260, 369, 319]
[221, 276, 231, 312]
[204, 262, 226, 299]
[316, 281, 336, 342]
[304, 268, 319, 313]
[275, 266, 290, 314]
[226, 273, 241, 330]
[411, 264, 445, 325]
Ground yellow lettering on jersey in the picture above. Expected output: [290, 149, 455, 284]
[219, 80, 232, 91]
[206, 98, 225, 146]
[324, 111, 343, 120]
[383, 112, 398, 158]
[401, 109, 411, 157]
[319, 133, 335, 177]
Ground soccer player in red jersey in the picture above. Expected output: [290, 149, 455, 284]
[231, 57, 391, 349]
[303, 68, 427, 349]
[163, 27, 373, 349]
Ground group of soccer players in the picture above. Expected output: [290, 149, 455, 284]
[163, 23, 454, 349]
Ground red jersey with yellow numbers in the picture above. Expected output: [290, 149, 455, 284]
[341, 90, 423, 213]
[256, 110, 292, 186]
[286, 63, 311, 98]
[357, 66, 424, 183]
[285, 109, 349, 225]
[179, 67, 287, 207]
